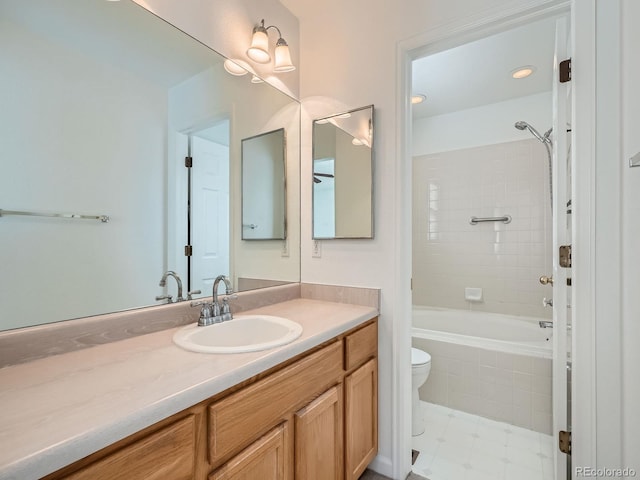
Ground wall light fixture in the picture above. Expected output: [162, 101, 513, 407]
[247, 19, 295, 72]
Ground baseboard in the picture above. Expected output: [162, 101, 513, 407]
[368, 453, 393, 478]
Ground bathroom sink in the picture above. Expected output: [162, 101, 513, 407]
[173, 315, 303, 354]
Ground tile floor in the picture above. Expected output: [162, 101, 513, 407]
[412, 401, 554, 480]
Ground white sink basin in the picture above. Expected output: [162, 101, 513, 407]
[173, 315, 303, 354]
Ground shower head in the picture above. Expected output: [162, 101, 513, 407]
[514, 121, 552, 145]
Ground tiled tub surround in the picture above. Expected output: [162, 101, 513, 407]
[0, 296, 378, 480]
[412, 138, 552, 319]
[412, 308, 552, 434]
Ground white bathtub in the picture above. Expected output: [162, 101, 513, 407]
[411, 306, 553, 433]
[412, 306, 552, 359]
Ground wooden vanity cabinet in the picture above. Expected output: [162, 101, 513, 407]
[44, 318, 377, 480]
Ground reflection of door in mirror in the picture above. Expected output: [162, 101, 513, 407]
[190, 125, 230, 296]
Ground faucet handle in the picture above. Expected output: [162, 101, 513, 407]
[187, 290, 202, 300]
[221, 296, 236, 321]
[155, 294, 173, 303]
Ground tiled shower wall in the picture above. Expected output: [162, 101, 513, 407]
[412, 139, 552, 319]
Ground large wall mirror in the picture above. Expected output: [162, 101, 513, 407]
[312, 105, 374, 239]
[0, 0, 300, 331]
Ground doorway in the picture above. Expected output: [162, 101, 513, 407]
[397, 3, 573, 479]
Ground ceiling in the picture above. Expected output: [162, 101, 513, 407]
[412, 16, 558, 119]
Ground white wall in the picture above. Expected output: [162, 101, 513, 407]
[412, 139, 553, 318]
[412, 92, 552, 156]
[291, 0, 558, 475]
[0, 18, 166, 329]
[621, 0, 640, 468]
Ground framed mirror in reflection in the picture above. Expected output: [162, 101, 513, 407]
[0, 0, 300, 331]
[241, 129, 287, 240]
[312, 105, 374, 239]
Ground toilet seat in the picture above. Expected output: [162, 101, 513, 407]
[411, 347, 431, 366]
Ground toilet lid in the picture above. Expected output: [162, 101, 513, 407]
[411, 348, 431, 365]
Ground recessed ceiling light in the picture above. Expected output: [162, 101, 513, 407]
[411, 94, 426, 105]
[511, 65, 536, 79]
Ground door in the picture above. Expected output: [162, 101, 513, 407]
[551, 15, 571, 480]
[191, 134, 230, 295]
[294, 385, 343, 480]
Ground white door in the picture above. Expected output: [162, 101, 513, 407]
[191, 135, 230, 295]
[551, 15, 571, 480]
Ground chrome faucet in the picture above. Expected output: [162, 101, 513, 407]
[193, 275, 237, 326]
[156, 271, 184, 303]
[539, 320, 554, 329]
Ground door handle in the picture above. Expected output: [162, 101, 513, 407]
[539, 275, 554, 285]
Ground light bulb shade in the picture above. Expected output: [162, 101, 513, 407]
[247, 26, 271, 63]
[273, 38, 295, 72]
[223, 59, 249, 76]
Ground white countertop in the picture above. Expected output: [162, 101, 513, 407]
[0, 298, 377, 480]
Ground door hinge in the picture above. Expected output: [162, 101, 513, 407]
[184, 245, 193, 257]
[559, 430, 572, 455]
[185, 156, 193, 168]
[559, 245, 572, 268]
[559, 58, 572, 83]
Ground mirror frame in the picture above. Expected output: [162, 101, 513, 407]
[311, 105, 374, 240]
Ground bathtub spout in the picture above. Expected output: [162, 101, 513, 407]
[539, 320, 554, 329]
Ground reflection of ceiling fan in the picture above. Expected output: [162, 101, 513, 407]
[313, 172, 335, 183]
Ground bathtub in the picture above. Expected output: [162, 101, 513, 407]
[412, 306, 552, 359]
[412, 306, 553, 434]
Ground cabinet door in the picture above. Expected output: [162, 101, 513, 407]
[294, 384, 343, 480]
[210, 423, 291, 480]
[345, 358, 378, 480]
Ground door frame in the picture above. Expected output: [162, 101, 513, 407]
[393, 0, 599, 477]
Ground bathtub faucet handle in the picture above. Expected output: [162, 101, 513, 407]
[542, 297, 553, 308]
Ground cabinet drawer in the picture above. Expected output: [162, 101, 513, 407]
[64, 415, 196, 480]
[208, 341, 343, 465]
[344, 320, 377, 371]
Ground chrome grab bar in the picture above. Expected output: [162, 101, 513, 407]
[469, 215, 511, 225]
[0, 209, 109, 223]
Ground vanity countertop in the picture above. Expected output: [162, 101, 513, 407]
[0, 298, 378, 480]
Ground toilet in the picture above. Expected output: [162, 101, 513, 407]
[411, 347, 432, 436]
